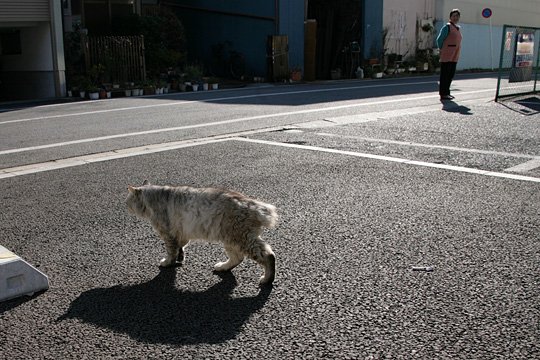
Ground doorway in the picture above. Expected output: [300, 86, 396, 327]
[306, 0, 362, 79]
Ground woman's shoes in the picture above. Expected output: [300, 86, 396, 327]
[440, 95, 454, 100]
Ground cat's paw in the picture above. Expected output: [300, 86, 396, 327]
[159, 257, 175, 267]
[214, 261, 229, 272]
[259, 273, 275, 286]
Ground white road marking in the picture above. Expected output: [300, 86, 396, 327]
[297, 97, 493, 128]
[232, 137, 540, 184]
[0, 128, 284, 179]
[0, 91, 495, 155]
[315, 132, 540, 160]
[504, 159, 540, 173]
[2, 135, 539, 184]
[0, 81, 488, 126]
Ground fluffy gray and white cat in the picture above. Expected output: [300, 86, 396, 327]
[126, 180, 277, 285]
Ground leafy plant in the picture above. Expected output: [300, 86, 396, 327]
[184, 64, 204, 82]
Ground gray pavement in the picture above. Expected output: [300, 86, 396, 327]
[1, 75, 539, 359]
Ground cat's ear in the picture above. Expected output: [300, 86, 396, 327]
[142, 179, 150, 186]
[128, 185, 143, 195]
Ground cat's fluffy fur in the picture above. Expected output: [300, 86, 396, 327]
[126, 180, 277, 285]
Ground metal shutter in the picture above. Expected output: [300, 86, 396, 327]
[0, 0, 50, 22]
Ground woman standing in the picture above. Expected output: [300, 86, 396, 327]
[436, 9, 462, 100]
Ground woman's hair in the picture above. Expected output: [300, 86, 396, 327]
[450, 9, 461, 17]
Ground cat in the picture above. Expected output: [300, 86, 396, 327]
[126, 180, 277, 285]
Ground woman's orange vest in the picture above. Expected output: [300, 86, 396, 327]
[440, 23, 462, 63]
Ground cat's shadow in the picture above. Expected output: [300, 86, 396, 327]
[58, 269, 272, 345]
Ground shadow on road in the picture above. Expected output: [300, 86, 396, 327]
[441, 100, 473, 115]
[497, 96, 540, 116]
[58, 268, 272, 345]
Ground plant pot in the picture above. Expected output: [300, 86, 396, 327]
[192, 84, 199, 92]
[290, 71, 302, 81]
[143, 87, 155, 95]
[79, 91, 86, 99]
[89, 92, 99, 100]
[211, 83, 219, 90]
[202, 83, 209, 91]
[124, 89, 132, 97]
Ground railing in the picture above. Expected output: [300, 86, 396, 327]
[82, 35, 146, 84]
[495, 25, 539, 101]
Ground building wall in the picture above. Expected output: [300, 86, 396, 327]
[169, 0, 304, 79]
[362, 0, 384, 58]
[278, 1, 304, 72]
[436, 0, 540, 27]
[435, 0, 540, 70]
[434, 22, 502, 71]
[0, 0, 65, 100]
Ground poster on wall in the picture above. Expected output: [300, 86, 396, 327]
[509, 30, 535, 82]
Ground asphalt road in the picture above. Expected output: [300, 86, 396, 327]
[1, 74, 539, 359]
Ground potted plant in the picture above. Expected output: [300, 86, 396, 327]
[290, 66, 302, 82]
[207, 77, 219, 90]
[86, 85, 100, 100]
[133, 82, 143, 96]
[143, 80, 156, 95]
[184, 64, 204, 91]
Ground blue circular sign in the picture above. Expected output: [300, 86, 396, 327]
[482, 8, 492, 18]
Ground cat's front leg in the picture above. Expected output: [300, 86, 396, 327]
[159, 233, 179, 267]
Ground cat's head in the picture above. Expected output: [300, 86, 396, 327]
[126, 180, 150, 216]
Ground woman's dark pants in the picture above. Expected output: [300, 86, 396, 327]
[439, 62, 457, 96]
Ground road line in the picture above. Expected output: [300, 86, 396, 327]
[315, 132, 540, 160]
[0, 127, 285, 179]
[232, 137, 540, 184]
[0, 91, 495, 155]
[0, 81, 488, 126]
[504, 159, 540, 173]
[3, 135, 539, 184]
[294, 96, 493, 128]
[0, 81, 435, 125]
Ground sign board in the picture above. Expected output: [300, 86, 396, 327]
[509, 30, 535, 82]
[482, 8, 492, 18]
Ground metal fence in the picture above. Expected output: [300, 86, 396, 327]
[495, 25, 540, 101]
[82, 35, 146, 84]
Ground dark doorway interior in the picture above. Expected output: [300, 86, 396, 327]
[307, 0, 362, 80]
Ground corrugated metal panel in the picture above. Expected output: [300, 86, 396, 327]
[0, 0, 50, 22]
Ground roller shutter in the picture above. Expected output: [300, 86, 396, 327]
[0, 0, 50, 22]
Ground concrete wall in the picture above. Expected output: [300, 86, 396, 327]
[436, 0, 540, 27]
[435, 21, 502, 70]
[1, 23, 56, 99]
[434, 0, 540, 71]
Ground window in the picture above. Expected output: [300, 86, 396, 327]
[0, 30, 22, 55]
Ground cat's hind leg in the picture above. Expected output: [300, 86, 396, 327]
[214, 246, 244, 272]
[247, 237, 275, 285]
[176, 237, 189, 263]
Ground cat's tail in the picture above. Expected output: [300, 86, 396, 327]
[253, 201, 278, 228]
